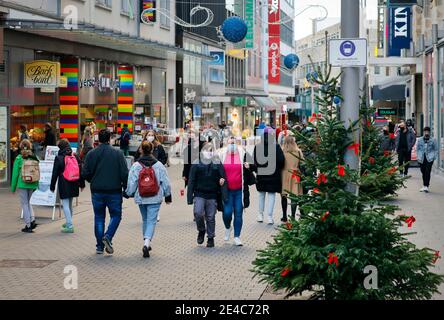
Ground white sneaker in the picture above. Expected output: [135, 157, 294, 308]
[420, 186, 426, 192]
[224, 228, 231, 241]
[157, 216, 160, 222]
[267, 217, 274, 225]
[257, 214, 264, 223]
[233, 237, 243, 246]
[424, 186, 429, 193]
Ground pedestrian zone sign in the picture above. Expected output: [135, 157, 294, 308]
[329, 38, 367, 67]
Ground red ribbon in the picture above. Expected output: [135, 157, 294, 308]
[280, 267, 291, 277]
[313, 188, 320, 194]
[433, 251, 441, 264]
[405, 216, 416, 228]
[321, 211, 330, 221]
[317, 173, 328, 185]
[368, 157, 375, 165]
[348, 143, 360, 156]
[337, 164, 345, 177]
[328, 253, 339, 267]
[384, 150, 391, 157]
[286, 222, 293, 230]
[291, 170, 301, 182]
[388, 167, 397, 175]
[389, 133, 395, 140]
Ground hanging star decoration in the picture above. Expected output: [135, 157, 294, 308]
[328, 252, 339, 267]
[321, 211, 330, 222]
[347, 143, 360, 156]
[337, 164, 345, 177]
[317, 173, 328, 185]
[405, 216, 416, 228]
[280, 267, 291, 277]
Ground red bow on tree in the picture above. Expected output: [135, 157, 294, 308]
[384, 150, 391, 157]
[291, 170, 301, 182]
[433, 251, 441, 264]
[313, 188, 321, 194]
[405, 216, 416, 228]
[321, 211, 330, 221]
[389, 133, 395, 140]
[317, 173, 328, 185]
[337, 164, 345, 177]
[328, 253, 339, 267]
[368, 157, 376, 165]
[388, 167, 397, 175]
[286, 222, 293, 230]
[280, 267, 291, 277]
[348, 143, 360, 156]
[308, 113, 318, 123]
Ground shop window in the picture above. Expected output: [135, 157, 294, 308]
[160, 0, 171, 28]
[121, 0, 135, 17]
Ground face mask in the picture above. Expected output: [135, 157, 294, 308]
[228, 144, 237, 153]
[147, 136, 155, 142]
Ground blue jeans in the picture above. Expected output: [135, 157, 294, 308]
[92, 193, 123, 251]
[223, 189, 243, 238]
[61, 198, 73, 228]
[139, 203, 161, 240]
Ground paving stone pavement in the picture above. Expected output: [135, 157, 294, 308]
[0, 165, 443, 300]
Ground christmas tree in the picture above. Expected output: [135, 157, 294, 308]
[359, 101, 407, 200]
[252, 63, 443, 300]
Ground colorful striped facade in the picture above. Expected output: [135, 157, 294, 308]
[59, 58, 79, 147]
[117, 66, 134, 133]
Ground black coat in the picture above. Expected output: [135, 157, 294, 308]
[135, 143, 167, 165]
[50, 148, 85, 199]
[182, 139, 205, 187]
[252, 134, 285, 193]
[42, 129, 56, 147]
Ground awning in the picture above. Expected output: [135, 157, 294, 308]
[252, 96, 278, 111]
[371, 85, 406, 101]
[1, 19, 212, 61]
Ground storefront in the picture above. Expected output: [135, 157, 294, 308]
[133, 67, 152, 134]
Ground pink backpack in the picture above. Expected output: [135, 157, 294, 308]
[63, 155, 80, 182]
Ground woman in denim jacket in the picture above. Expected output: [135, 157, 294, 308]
[416, 127, 438, 193]
[126, 141, 172, 258]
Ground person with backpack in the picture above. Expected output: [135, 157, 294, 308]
[11, 139, 39, 233]
[50, 139, 85, 233]
[126, 141, 172, 258]
[82, 129, 129, 255]
[118, 124, 131, 156]
[187, 142, 227, 248]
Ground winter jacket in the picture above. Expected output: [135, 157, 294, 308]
[282, 148, 304, 197]
[182, 139, 204, 186]
[252, 134, 286, 193]
[187, 158, 227, 205]
[119, 127, 130, 148]
[11, 153, 39, 192]
[81, 143, 129, 194]
[125, 155, 172, 205]
[135, 143, 168, 165]
[416, 137, 438, 164]
[81, 137, 93, 160]
[41, 129, 56, 148]
[395, 128, 416, 152]
[50, 147, 85, 199]
[218, 147, 255, 209]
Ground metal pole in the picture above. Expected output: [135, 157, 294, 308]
[341, 0, 360, 194]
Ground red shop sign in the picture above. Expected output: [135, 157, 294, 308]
[268, 0, 280, 84]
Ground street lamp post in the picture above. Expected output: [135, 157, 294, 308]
[341, 0, 361, 194]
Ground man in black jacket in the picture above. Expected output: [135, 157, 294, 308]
[82, 129, 129, 255]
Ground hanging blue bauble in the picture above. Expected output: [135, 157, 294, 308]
[311, 71, 319, 80]
[306, 72, 312, 82]
[284, 54, 299, 70]
[333, 96, 342, 105]
[221, 17, 248, 43]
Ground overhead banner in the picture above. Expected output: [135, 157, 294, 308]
[268, 0, 280, 84]
[387, 6, 411, 57]
[140, 0, 156, 24]
[245, 0, 254, 49]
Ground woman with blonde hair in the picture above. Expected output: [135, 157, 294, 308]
[80, 126, 94, 160]
[136, 130, 167, 165]
[280, 135, 304, 222]
[11, 139, 40, 233]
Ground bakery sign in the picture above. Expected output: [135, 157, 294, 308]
[24, 60, 60, 88]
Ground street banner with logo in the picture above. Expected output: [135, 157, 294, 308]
[268, 0, 280, 84]
[245, 0, 254, 49]
[387, 6, 411, 57]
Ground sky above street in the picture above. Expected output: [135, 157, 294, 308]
[295, 0, 378, 40]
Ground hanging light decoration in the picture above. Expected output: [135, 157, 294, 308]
[221, 16, 248, 43]
[284, 54, 300, 70]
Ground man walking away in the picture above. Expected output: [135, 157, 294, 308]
[395, 120, 416, 176]
[118, 124, 131, 156]
[82, 129, 129, 255]
[417, 127, 438, 193]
